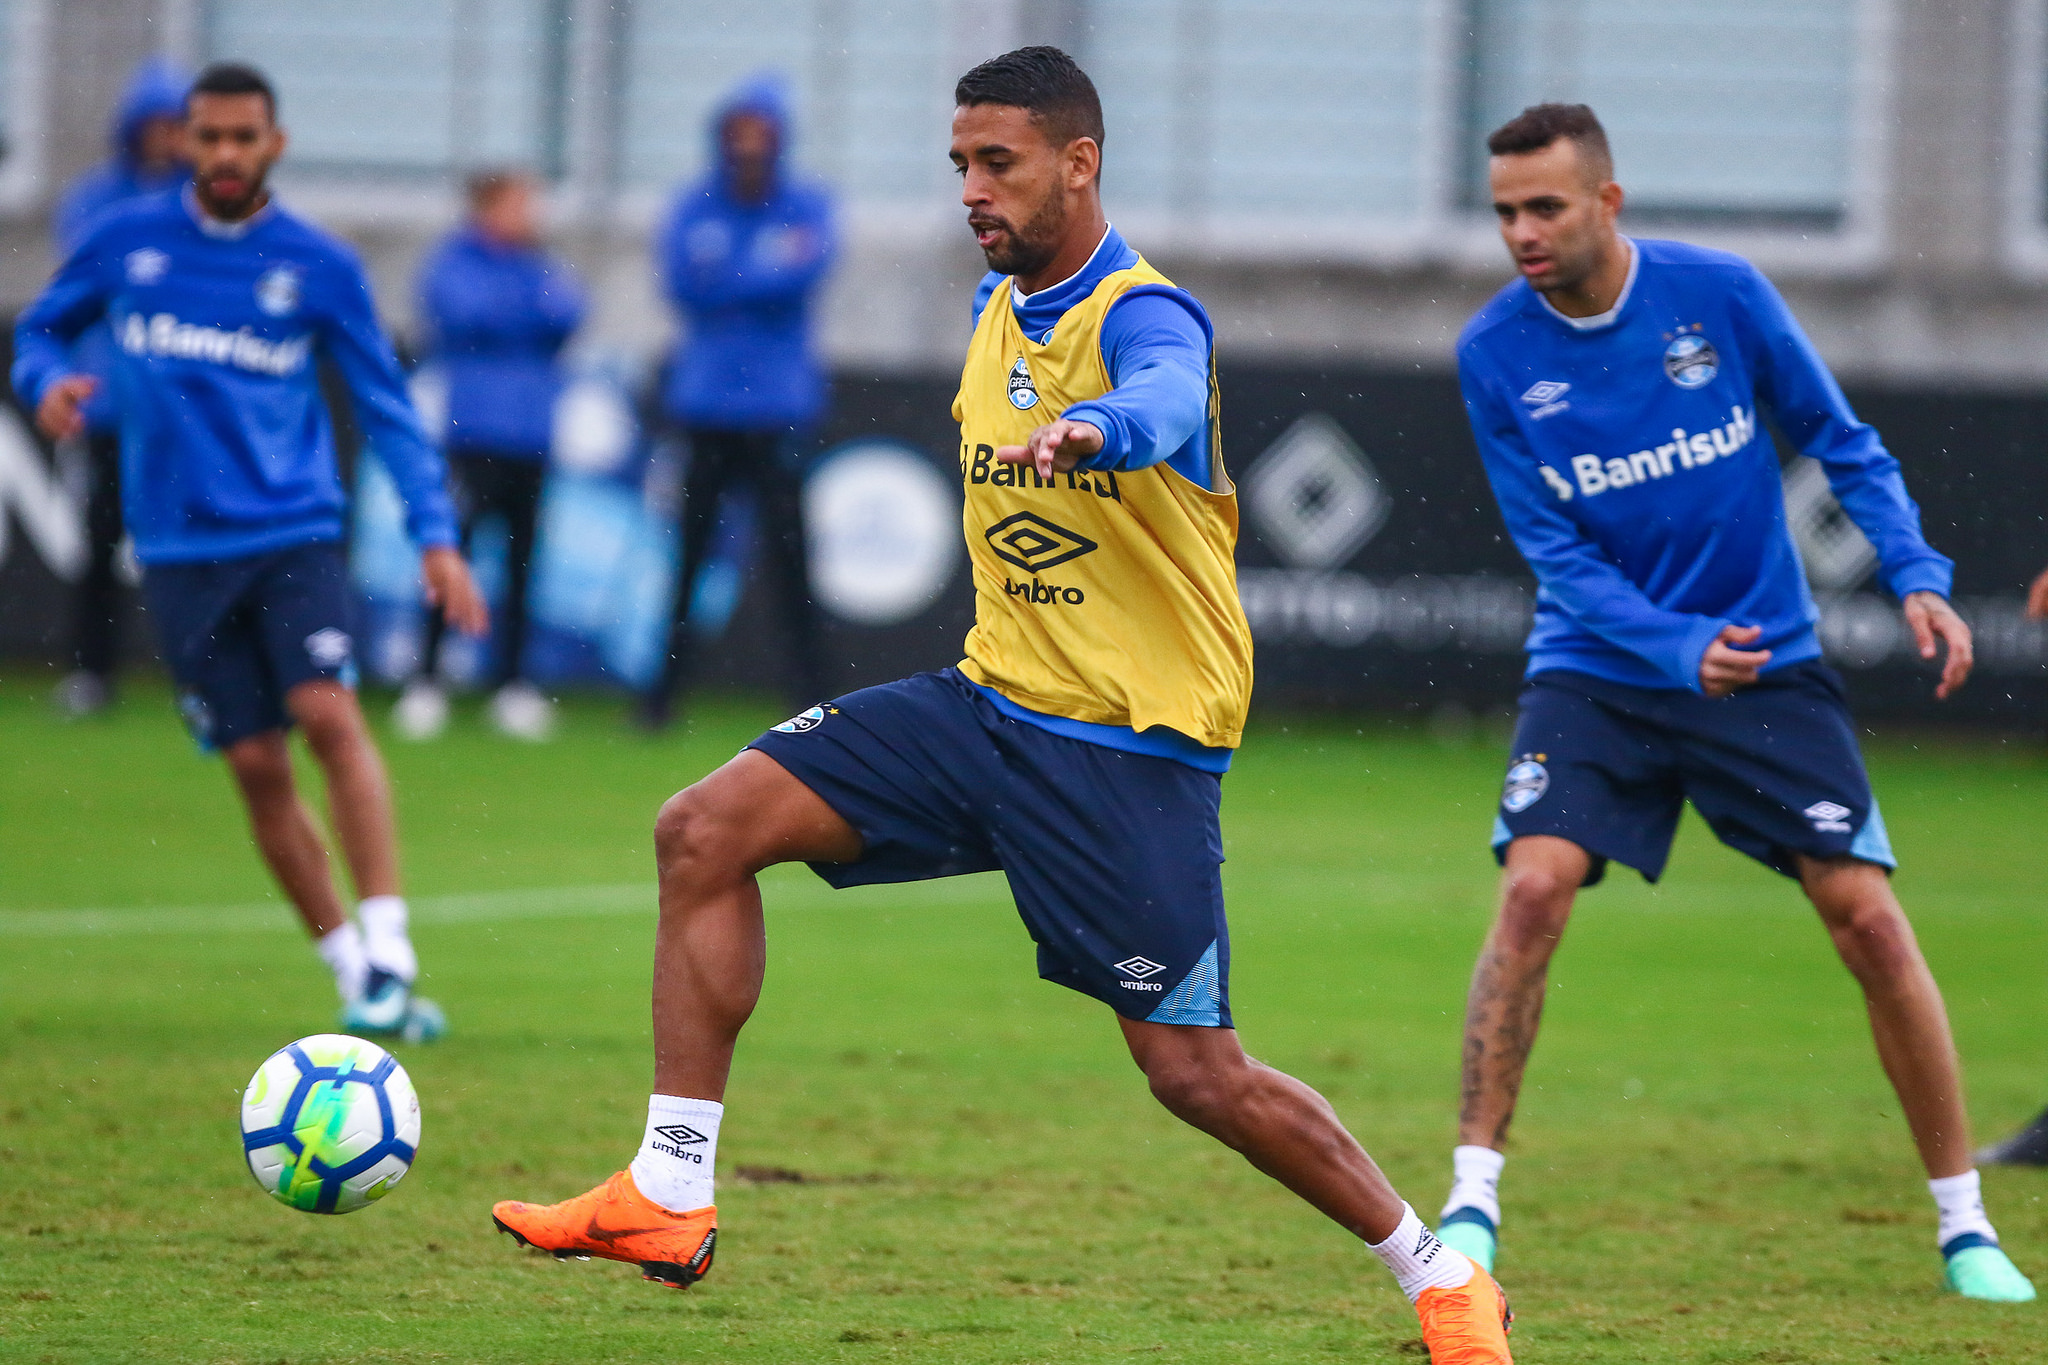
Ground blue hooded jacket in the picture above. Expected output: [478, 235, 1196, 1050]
[416, 224, 586, 458]
[657, 75, 836, 430]
[53, 57, 191, 435]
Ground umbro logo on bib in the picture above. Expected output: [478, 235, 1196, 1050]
[1006, 355, 1039, 410]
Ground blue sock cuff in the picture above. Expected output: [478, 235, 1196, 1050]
[1942, 1231, 1999, 1258]
[1440, 1206, 1497, 1235]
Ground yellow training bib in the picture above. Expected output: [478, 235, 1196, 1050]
[950, 261, 1253, 748]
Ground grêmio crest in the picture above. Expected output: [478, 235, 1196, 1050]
[1006, 356, 1040, 410]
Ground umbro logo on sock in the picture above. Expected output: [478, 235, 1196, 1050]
[1415, 1228, 1442, 1262]
[652, 1123, 710, 1162]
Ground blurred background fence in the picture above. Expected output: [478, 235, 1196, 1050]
[4, 0, 2048, 722]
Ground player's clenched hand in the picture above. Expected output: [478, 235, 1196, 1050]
[34, 375, 98, 443]
[1699, 623, 1771, 698]
[995, 419, 1104, 480]
[421, 545, 490, 637]
[1903, 590, 1972, 700]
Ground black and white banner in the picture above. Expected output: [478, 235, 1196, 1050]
[3, 337, 2045, 723]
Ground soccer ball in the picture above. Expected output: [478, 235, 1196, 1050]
[240, 1033, 420, 1214]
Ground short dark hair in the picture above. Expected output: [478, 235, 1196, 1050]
[1486, 102, 1611, 182]
[954, 45, 1105, 153]
[465, 167, 531, 209]
[190, 61, 277, 120]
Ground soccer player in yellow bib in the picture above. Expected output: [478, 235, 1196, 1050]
[490, 47, 1511, 1359]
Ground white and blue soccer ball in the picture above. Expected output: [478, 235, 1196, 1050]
[240, 1034, 420, 1214]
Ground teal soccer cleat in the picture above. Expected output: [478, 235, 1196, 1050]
[341, 969, 446, 1044]
[1944, 1237, 2037, 1302]
[1437, 1207, 1498, 1274]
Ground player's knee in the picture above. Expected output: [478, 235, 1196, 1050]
[1826, 898, 1919, 979]
[1498, 864, 1575, 943]
[1141, 1053, 1242, 1124]
[225, 736, 293, 802]
[654, 785, 739, 886]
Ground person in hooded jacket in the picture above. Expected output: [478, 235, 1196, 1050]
[637, 76, 837, 731]
[395, 169, 585, 743]
[49, 56, 191, 717]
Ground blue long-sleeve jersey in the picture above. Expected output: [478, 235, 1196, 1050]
[1458, 237, 1952, 693]
[658, 77, 837, 430]
[12, 189, 458, 566]
[968, 224, 1225, 771]
[417, 225, 586, 457]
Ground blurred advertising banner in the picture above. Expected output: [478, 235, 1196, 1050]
[3, 326, 2046, 723]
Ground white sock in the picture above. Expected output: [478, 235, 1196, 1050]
[1442, 1144, 1506, 1227]
[315, 922, 369, 1003]
[1929, 1169, 1999, 1251]
[629, 1095, 722, 1213]
[1370, 1204, 1477, 1302]
[357, 895, 417, 984]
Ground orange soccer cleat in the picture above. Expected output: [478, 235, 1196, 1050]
[1414, 1265, 1514, 1364]
[492, 1169, 717, 1289]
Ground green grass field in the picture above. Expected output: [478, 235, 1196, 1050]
[2, 673, 2044, 1363]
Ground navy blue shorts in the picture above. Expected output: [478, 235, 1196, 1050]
[1491, 663, 1895, 886]
[141, 542, 359, 751]
[747, 669, 1232, 1026]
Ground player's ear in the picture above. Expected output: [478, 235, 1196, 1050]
[1068, 136, 1100, 190]
[272, 125, 290, 159]
[1599, 178, 1623, 219]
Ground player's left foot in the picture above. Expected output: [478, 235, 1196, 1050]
[493, 1169, 717, 1289]
[1978, 1106, 2048, 1166]
[1437, 1208, 1498, 1272]
[1945, 1239, 2038, 1302]
[1415, 1264, 1514, 1363]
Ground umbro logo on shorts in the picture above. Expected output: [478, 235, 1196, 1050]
[985, 512, 1098, 573]
[1803, 800, 1853, 833]
[304, 628, 352, 668]
[1114, 956, 1166, 979]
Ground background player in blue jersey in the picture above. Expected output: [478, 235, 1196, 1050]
[1436, 103, 2034, 1303]
[12, 63, 487, 1043]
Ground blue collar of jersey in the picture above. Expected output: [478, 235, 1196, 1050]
[1006, 224, 1139, 343]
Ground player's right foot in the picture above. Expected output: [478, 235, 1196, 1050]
[493, 1169, 717, 1289]
[341, 968, 445, 1043]
[1415, 1264, 1514, 1363]
[1437, 1207, 1498, 1272]
[1978, 1105, 2048, 1166]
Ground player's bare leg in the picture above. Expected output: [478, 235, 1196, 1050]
[649, 750, 862, 1100]
[1797, 856, 2031, 1297]
[1798, 855, 1970, 1177]
[1120, 1018, 1406, 1238]
[287, 681, 400, 900]
[1122, 1017, 1510, 1354]
[492, 750, 860, 1288]
[1438, 835, 1588, 1270]
[223, 728, 349, 938]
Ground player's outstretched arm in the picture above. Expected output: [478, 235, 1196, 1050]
[996, 418, 1104, 479]
[1902, 590, 1972, 700]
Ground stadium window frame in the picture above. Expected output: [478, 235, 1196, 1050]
[2000, 0, 2048, 277]
[1435, 0, 1898, 280]
[0, 0, 53, 216]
